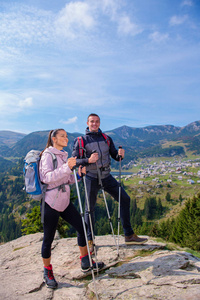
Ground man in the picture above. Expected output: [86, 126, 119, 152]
[72, 113, 148, 251]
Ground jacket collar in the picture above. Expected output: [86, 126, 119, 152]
[85, 127, 102, 135]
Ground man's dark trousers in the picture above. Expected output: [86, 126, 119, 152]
[84, 174, 134, 240]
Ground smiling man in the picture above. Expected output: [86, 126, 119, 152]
[72, 113, 148, 252]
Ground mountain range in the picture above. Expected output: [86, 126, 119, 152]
[0, 120, 200, 166]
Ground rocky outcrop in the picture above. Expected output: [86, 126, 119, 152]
[0, 233, 200, 299]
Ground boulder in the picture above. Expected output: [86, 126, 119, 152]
[0, 233, 200, 299]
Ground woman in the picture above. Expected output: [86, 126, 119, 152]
[39, 129, 104, 289]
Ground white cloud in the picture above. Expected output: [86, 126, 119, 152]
[100, 0, 121, 19]
[149, 31, 169, 43]
[0, 6, 54, 46]
[0, 0, 142, 50]
[118, 15, 142, 36]
[60, 116, 78, 125]
[181, 0, 193, 6]
[18, 97, 33, 108]
[169, 15, 188, 26]
[98, 0, 142, 37]
[55, 2, 95, 39]
[0, 94, 34, 118]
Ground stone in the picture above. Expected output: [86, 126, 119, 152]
[0, 233, 200, 299]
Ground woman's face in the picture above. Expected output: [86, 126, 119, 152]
[52, 130, 68, 149]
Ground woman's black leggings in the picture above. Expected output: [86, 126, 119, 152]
[42, 202, 86, 259]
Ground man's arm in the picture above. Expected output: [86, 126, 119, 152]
[72, 138, 99, 167]
[109, 136, 124, 161]
[72, 138, 88, 166]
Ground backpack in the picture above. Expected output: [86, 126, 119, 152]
[77, 133, 110, 158]
[23, 150, 58, 223]
[23, 150, 57, 201]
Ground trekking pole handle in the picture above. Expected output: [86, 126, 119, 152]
[118, 146, 122, 159]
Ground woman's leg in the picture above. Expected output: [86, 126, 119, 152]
[42, 202, 60, 288]
[60, 202, 87, 247]
[43, 257, 51, 267]
[61, 202, 104, 271]
[42, 202, 59, 261]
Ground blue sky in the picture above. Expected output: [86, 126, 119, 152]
[0, 0, 199, 134]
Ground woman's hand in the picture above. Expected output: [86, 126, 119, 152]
[78, 165, 86, 177]
[68, 157, 76, 170]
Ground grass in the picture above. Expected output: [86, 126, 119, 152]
[13, 246, 26, 251]
[151, 237, 200, 258]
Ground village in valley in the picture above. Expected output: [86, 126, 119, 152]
[122, 157, 200, 184]
[113, 156, 200, 208]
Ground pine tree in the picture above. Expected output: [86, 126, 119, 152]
[161, 194, 200, 251]
[157, 198, 163, 217]
[179, 194, 183, 205]
[166, 192, 171, 202]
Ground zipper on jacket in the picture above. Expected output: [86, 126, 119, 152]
[97, 141, 103, 168]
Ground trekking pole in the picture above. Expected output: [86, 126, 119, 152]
[117, 146, 122, 257]
[82, 175, 99, 274]
[73, 169, 99, 300]
[95, 160, 118, 252]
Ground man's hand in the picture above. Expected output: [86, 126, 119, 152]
[68, 157, 76, 170]
[118, 148, 125, 159]
[88, 152, 98, 164]
[78, 165, 86, 177]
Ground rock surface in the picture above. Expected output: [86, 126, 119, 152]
[0, 233, 200, 299]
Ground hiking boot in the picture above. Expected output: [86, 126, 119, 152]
[88, 240, 94, 254]
[125, 234, 148, 245]
[81, 254, 105, 273]
[43, 264, 58, 289]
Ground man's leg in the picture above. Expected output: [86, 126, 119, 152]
[103, 174, 148, 244]
[84, 175, 99, 240]
[102, 174, 133, 236]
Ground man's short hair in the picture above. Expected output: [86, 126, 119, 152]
[87, 113, 100, 121]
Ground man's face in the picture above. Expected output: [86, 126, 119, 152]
[87, 116, 100, 132]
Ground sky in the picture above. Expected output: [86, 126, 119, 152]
[0, 0, 200, 134]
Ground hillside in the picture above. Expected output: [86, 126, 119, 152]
[0, 130, 26, 147]
[0, 156, 15, 172]
[0, 131, 80, 158]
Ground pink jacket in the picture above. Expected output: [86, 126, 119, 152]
[39, 146, 75, 212]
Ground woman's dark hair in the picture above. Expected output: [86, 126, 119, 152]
[40, 128, 65, 156]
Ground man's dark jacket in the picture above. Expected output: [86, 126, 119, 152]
[72, 128, 121, 179]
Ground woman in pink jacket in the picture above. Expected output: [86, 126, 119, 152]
[39, 129, 104, 289]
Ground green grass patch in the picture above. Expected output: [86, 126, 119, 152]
[13, 246, 26, 251]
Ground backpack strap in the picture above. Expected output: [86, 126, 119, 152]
[45, 151, 57, 169]
[41, 151, 57, 224]
[77, 134, 109, 159]
[77, 136, 85, 158]
[102, 133, 110, 147]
